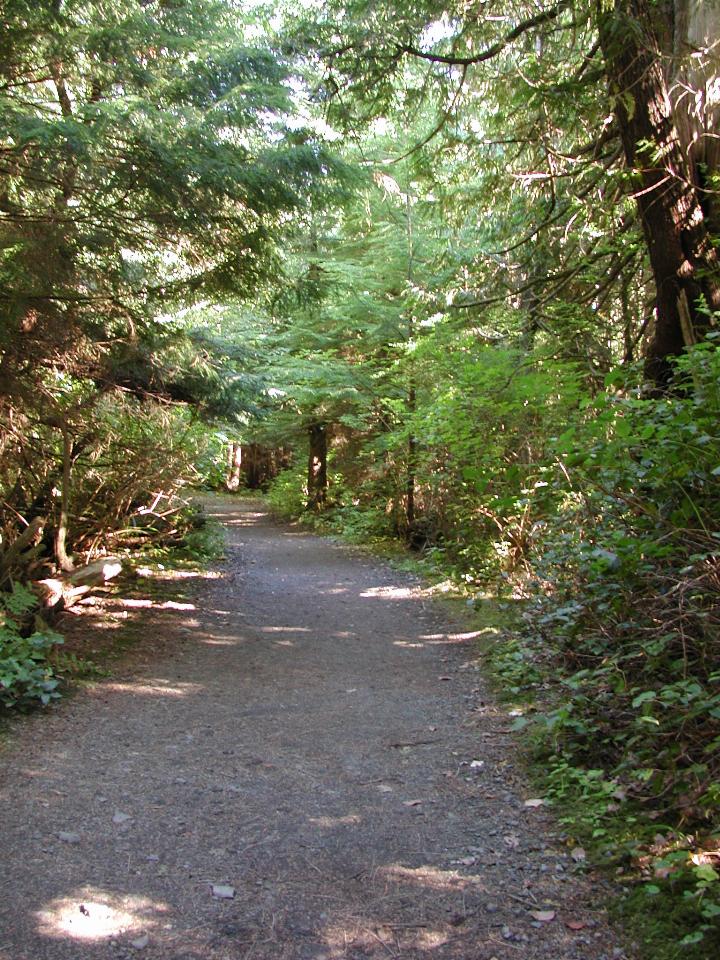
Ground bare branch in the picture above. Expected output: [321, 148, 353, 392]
[400, 1, 574, 67]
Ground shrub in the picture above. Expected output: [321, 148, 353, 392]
[0, 584, 63, 709]
[266, 466, 308, 520]
[528, 344, 720, 821]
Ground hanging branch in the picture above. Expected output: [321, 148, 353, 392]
[388, 65, 468, 165]
[400, 1, 574, 67]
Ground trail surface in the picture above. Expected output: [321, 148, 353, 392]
[0, 499, 627, 960]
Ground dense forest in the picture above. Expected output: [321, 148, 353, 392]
[1, 1, 719, 954]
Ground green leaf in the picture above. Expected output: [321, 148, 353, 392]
[631, 690, 657, 708]
[679, 931, 705, 946]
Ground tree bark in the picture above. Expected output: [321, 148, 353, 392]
[598, 0, 720, 384]
[404, 190, 417, 538]
[54, 424, 74, 572]
[307, 423, 328, 510]
[226, 442, 242, 491]
[670, 0, 720, 219]
[406, 381, 416, 533]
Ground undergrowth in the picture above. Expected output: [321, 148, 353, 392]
[0, 583, 63, 709]
[0, 502, 225, 712]
[485, 345, 720, 958]
[265, 345, 720, 958]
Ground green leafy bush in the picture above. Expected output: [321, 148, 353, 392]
[516, 344, 720, 950]
[324, 502, 395, 543]
[0, 584, 63, 709]
[530, 344, 720, 815]
[266, 466, 309, 520]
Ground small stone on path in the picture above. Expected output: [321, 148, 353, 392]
[211, 884, 235, 899]
[58, 831, 81, 843]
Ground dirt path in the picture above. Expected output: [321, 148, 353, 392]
[0, 498, 628, 960]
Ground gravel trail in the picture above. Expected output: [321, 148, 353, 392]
[0, 498, 628, 960]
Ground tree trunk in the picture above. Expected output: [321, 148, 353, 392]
[404, 189, 418, 538]
[598, 0, 720, 384]
[226, 442, 242, 491]
[406, 381, 416, 534]
[517, 262, 544, 353]
[671, 0, 720, 230]
[307, 423, 328, 510]
[54, 424, 74, 572]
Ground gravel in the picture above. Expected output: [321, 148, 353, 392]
[0, 497, 631, 959]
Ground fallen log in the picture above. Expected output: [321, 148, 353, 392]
[69, 557, 123, 587]
[35, 557, 123, 613]
[35, 578, 91, 611]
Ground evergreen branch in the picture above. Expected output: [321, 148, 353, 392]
[486, 145, 623, 257]
[400, 1, 574, 67]
[388, 65, 468, 165]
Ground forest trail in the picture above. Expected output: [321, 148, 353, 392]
[0, 498, 627, 960]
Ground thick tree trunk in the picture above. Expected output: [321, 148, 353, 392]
[671, 0, 720, 218]
[598, 0, 720, 384]
[518, 270, 542, 353]
[307, 423, 328, 510]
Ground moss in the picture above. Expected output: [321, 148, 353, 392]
[612, 880, 720, 960]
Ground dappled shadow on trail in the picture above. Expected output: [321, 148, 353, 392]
[24, 862, 494, 959]
[0, 497, 625, 960]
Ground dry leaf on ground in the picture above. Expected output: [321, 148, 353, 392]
[530, 910, 556, 923]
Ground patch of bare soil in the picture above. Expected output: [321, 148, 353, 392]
[0, 498, 630, 960]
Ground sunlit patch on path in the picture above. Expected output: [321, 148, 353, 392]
[36, 887, 169, 943]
